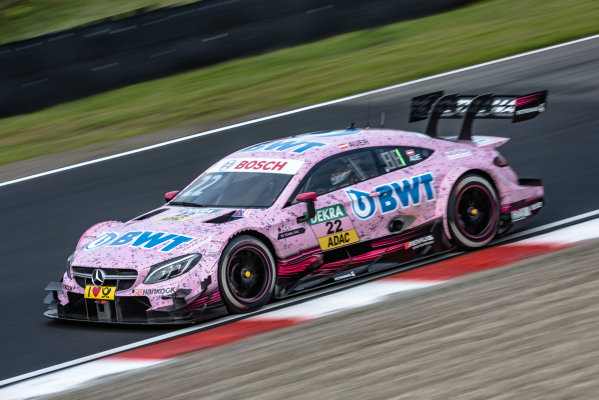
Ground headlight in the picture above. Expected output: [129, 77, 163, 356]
[65, 253, 74, 280]
[144, 254, 201, 284]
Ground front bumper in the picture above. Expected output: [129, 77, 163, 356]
[44, 282, 225, 325]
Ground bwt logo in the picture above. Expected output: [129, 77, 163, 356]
[85, 231, 195, 252]
[242, 140, 326, 154]
[346, 173, 435, 220]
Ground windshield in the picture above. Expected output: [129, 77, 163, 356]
[174, 172, 293, 208]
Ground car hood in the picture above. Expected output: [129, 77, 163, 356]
[71, 207, 251, 271]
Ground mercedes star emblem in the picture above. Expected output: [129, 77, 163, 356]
[91, 269, 106, 286]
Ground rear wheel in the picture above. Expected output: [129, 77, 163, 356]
[447, 174, 499, 249]
[218, 235, 276, 313]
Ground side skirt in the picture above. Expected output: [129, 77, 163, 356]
[275, 218, 452, 297]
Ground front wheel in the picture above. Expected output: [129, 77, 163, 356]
[447, 174, 499, 249]
[218, 235, 276, 313]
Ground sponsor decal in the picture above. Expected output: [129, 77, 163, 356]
[308, 204, 347, 225]
[84, 285, 116, 300]
[516, 104, 545, 115]
[210, 158, 304, 175]
[510, 202, 542, 222]
[156, 215, 193, 222]
[241, 140, 327, 154]
[85, 232, 118, 250]
[491, 98, 513, 114]
[156, 209, 220, 221]
[318, 229, 360, 250]
[405, 149, 422, 162]
[277, 227, 306, 240]
[345, 173, 435, 220]
[63, 284, 74, 292]
[235, 160, 288, 171]
[219, 159, 237, 171]
[444, 149, 472, 160]
[336, 138, 367, 149]
[177, 208, 221, 215]
[404, 235, 434, 249]
[334, 271, 356, 281]
[233, 209, 253, 218]
[511, 207, 531, 222]
[307, 204, 360, 250]
[85, 231, 195, 252]
[134, 287, 176, 296]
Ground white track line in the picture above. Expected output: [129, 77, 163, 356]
[0, 360, 164, 400]
[1, 33, 599, 188]
[518, 218, 599, 244]
[1, 208, 597, 389]
[258, 280, 438, 320]
[495, 209, 599, 243]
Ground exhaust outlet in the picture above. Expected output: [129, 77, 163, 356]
[388, 218, 404, 233]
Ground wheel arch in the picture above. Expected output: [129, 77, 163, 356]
[466, 169, 498, 193]
[229, 229, 278, 261]
[436, 168, 499, 241]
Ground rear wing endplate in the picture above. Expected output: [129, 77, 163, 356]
[409, 90, 547, 140]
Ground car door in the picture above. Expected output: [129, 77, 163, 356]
[286, 149, 381, 254]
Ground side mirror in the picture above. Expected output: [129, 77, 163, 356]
[295, 192, 317, 223]
[164, 190, 180, 203]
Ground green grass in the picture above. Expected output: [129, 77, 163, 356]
[1, 0, 598, 166]
[0, 0, 195, 44]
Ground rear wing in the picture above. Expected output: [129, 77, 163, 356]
[409, 90, 547, 140]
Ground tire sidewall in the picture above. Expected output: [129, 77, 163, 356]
[447, 174, 499, 249]
[218, 235, 276, 313]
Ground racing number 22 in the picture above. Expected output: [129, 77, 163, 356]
[326, 220, 343, 235]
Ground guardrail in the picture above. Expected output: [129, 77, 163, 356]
[0, 0, 472, 117]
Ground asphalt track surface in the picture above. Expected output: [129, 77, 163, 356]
[1, 36, 598, 381]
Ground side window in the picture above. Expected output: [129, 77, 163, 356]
[298, 150, 378, 196]
[374, 146, 434, 174]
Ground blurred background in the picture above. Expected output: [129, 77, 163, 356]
[1, 0, 596, 168]
[1, 1, 599, 398]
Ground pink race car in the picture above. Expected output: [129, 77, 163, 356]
[44, 91, 546, 324]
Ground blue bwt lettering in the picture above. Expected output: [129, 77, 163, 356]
[85, 231, 195, 252]
[346, 173, 435, 220]
[242, 140, 326, 153]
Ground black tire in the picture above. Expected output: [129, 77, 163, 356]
[447, 174, 499, 249]
[218, 235, 276, 313]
